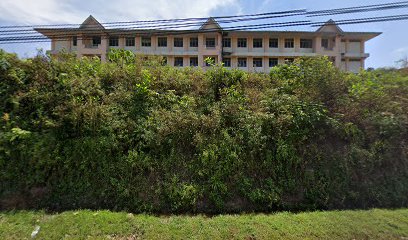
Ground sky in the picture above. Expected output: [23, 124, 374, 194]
[0, 0, 407, 68]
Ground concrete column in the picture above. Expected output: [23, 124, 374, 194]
[184, 56, 189, 67]
[231, 36, 236, 52]
[345, 58, 349, 71]
[119, 37, 125, 48]
[217, 33, 222, 63]
[151, 36, 157, 51]
[168, 36, 174, 52]
[76, 34, 83, 58]
[168, 56, 174, 67]
[135, 37, 141, 51]
[314, 36, 322, 54]
[263, 35, 269, 52]
[198, 34, 204, 67]
[100, 35, 108, 62]
[279, 37, 284, 52]
[248, 57, 253, 72]
[346, 39, 350, 53]
[263, 57, 268, 72]
[231, 57, 237, 68]
[183, 37, 188, 51]
[360, 41, 365, 54]
[334, 36, 341, 53]
[294, 36, 300, 52]
[248, 37, 253, 52]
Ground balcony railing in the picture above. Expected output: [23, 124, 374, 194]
[84, 44, 100, 49]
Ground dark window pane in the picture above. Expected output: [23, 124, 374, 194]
[253, 38, 263, 48]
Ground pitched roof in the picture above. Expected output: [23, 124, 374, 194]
[79, 15, 104, 30]
[199, 17, 222, 31]
[316, 19, 344, 33]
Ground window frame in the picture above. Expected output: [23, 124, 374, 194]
[269, 58, 278, 67]
[253, 58, 263, 67]
[141, 37, 151, 47]
[158, 37, 167, 47]
[237, 38, 247, 48]
[222, 58, 231, 67]
[93, 36, 101, 46]
[253, 38, 263, 48]
[73, 36, 77, 46]
[222, 38, 231, 48]
[269, 38, 278, 48]
[174, 57, 184, 67]
[108, 37, 118, 47]
[238, 58, 247, 67]
[190, 57, 198, 67]
[125, 37, 135, 47]
[190, 37, 198, 47]
[300, 39, 313, 49]
[321, 39, 329, 49]
[174, 37, 184, 48]
[284, 38, 294, 48]
[206, 38, 216, 48]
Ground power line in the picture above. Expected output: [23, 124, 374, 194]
[0, 14, 401, 44]
[1, 2, 407, 44]
[1, 0, 407, 32]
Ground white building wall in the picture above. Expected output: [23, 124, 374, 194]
[55, 40, 70, 51]
[348, 60, 362, 73]
[349, 42, 361, 53]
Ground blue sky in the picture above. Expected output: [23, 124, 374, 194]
[0, 0, 407, 68]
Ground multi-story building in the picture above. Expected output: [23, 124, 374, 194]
[35, 15, 381, 73]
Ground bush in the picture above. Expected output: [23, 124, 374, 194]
[1, 51, 407, 213]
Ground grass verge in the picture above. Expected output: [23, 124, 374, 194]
[1, 209, 408, 239]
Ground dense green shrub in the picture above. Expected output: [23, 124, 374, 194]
[1, 50, 407, 213]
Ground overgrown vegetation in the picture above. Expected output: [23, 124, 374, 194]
[0, 49, 407, 213]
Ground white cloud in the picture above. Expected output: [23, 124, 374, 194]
[393, 47, 408, 54]
[0, 0, 84, 24]
[0, 0, 238, 25]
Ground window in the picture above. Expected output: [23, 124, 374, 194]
[109, 37, 118, 47]
[238, 38, 247, 48]
[222, 58, 231, 67]
[300, 39, 313, 48]
[206, 38, 215, 48]
[238, 58, 247, 67]
[321, 39, 329, 49]
[141, 37, 151, 47]
[73, 36, 77, 46]
[93, 36, 101, 46]
[284, 38, 294, 48]
[284, 58, 294, 64]
[174, 57, 183, 67]
[190, 37, 198, 47]
[158, 37, 167, 47]
[174, 38, 183, 47]
[269, 58, 278, 67]
[253, 38, 263, 48]
[223, 38, 231, 48]
[125, 37, 135, 47]
[269, 38, 278, 48]
[162, 57, 167, 65]
[253, 58, 263, 67]
[190, 57, 198, 67]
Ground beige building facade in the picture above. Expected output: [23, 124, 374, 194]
[36, 16, 381, 73]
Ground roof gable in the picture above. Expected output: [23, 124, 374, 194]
[80, 15, 104, 29]
[316, 19, 343, 33]
[199, 17, 222, 31]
